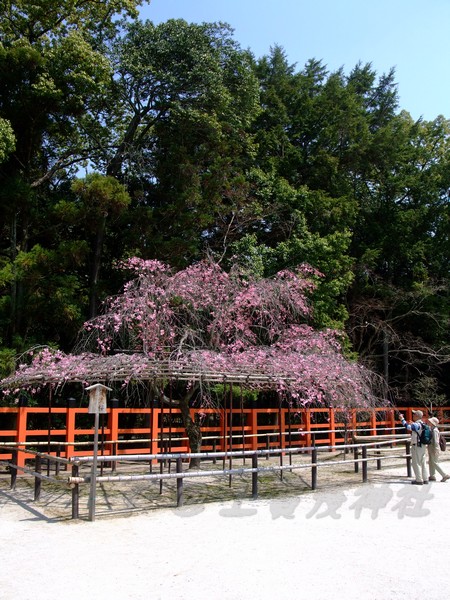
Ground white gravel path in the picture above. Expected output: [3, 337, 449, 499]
[1, 474, 449, 600]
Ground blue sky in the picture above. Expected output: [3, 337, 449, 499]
[140, 0, 450, 121]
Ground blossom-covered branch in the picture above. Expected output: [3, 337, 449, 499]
[2, 258, 385, 410]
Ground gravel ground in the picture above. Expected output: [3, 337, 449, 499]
[1, 448, 413, 520]
[1, 451, 450, 600]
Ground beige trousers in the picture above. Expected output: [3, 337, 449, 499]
[428, 447, 447, 478]
[411, 444, 428, 482]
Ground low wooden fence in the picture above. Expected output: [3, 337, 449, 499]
[2, 435, 414, 521]
[3, 404, 449, 468]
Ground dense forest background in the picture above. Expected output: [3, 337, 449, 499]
[0, 1, 449, 407]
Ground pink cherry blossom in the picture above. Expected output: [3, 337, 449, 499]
[1, 258, 384, 410]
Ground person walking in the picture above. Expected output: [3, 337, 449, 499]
[399, 410, 429, 484]
[427, 417, 450, 482]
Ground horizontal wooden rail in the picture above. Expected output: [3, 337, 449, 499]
[353, 434, 410, 443]
[67, 437, 404, 464]
[71, 438, 411, 519]
[2, 436, 413, 521]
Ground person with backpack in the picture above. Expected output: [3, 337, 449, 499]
[399, 410, 429, 484]
[427, 417, 450, 482]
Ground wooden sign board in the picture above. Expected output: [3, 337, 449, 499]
[86, 383, 112, 414]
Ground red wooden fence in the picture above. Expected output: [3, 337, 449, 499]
[1, 404, 449, 468]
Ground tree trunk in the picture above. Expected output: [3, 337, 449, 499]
[89, 214, 107, 318]
[178, 391, 202, 469]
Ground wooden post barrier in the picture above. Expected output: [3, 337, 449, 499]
[176, 457, 183, 507]
[34, 454, 42, 501]
[59, 440, 416, 520]
[71, 463, 79, 520]
[56, 444, 61, 476]
[376, 444, 381, 470]
[252, 453, 258, 499]
[279, 440, 284, 482]
[353, 438, 411, 483]
[353, 434, 410, 479]
[1, 438, 418, 521]
[111, 442, 118, 473]
[10, 449, 17, 490]
[311, 448, 318, 490]
[406, 440, 412, 478]
[362, 446, 368, 482]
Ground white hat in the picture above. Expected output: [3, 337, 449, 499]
[412, 410, 424, 419]
[428, 417, 439, 427]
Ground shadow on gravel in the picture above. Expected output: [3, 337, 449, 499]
[0, 489, 65, 523]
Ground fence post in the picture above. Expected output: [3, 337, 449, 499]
[251, 453, 258, 499]
[376, 444, 382, 470]
[329, 408, 336, 446]
[220, 407, 226, 452]
[248, 409, 258, 451]
[388, 408, 396, 434]
[66, 397, 77, 463]
[351, 408, 357, 441]
[405, 440, 412, 478]
[279, 404, 285, 455]
[108, 398, 119, 463]
[370, 410, 377, 435]
[354, 445, 359, 473]
[71, 463, 79, 520]
[16, 398, 28, 469]
[10, 448, 17, 490]
[304, 409, 312, 448]
[55, 443, 61, 476]
[111, 442, 118, 473]
[176, 457, 184, 507]
[279, 441, 283, 481]
[159, 458, 164, 495]
[34, 454, 42, 501]
[311, 448, 318, 490]
[212, 439, 217, 464]
[362, 446, 368, 482]
[107, 399, 119, 473]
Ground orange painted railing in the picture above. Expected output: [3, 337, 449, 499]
[1, 404, 449, 468]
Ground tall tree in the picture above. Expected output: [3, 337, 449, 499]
[347, 112, 450, 399]
[92, 19, 260, 265]
[0, 0, 143, 346]
[247, 50, 370, 328]
[70, 174, 131, 317]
